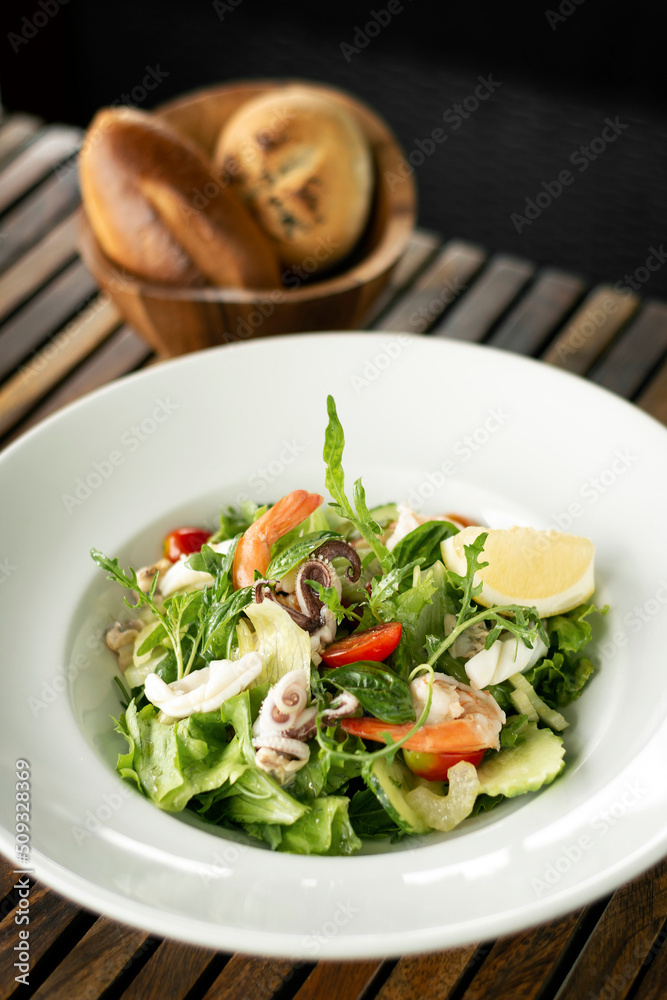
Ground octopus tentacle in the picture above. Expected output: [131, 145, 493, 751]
[312, 540, 361, 581]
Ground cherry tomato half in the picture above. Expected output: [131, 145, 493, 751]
[402, 748, 485, 781]
[320, 622, 402, 667]
[163, 527, 212, 563]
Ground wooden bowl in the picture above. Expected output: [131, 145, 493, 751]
[78, 80, 416, 356]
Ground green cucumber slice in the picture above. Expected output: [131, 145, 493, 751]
[365, 757, 431, 835]
[477, 722, 565, 798]
[509, 673, 569, 731]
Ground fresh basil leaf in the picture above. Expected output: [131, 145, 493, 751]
[349, 787, 401, 838]
[323, 662, 415, 724]
[266, 530, 342, 579]
[392, 520, 459, 569]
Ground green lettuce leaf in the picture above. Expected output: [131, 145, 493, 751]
[240, 600, 311, 687]
[116, 701, 242, 812]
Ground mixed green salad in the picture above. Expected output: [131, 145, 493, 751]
[92, 396, 601, 855]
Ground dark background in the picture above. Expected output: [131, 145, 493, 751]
[2, 0, 666, 296]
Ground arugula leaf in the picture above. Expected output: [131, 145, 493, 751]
[323, 396, 394, 574]
[425, 537, 545, 668]
[323, 662, 415, 724]
[306, 579, 359, 625]
[91, 548, 189, 679]
[211, 500, 260, 542]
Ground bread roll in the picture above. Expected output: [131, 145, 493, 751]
[79, 107, 281, 288]
[214, 87, 374, 274]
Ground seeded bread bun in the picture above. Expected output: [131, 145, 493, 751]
[213, 86, 374, 273]
[79, 107, 282, 288]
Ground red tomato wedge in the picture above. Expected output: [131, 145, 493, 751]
[320, 622, 402, 667]
[403, 748, 485, 781]
[164, 527, 212, 562]
[340, 716, 491, 755]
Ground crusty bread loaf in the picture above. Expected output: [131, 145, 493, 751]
[213, 87, 374, 274]
[79, 107, 281, 288]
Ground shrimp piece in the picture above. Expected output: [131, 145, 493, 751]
[232, 489, 323, 589]
[341, 673, 505, 753]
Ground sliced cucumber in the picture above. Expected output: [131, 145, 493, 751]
[365, 756, 431, 835]
[125, 648, 168, 690]
[509, 688, 539, 722]
[509, 673, 569, 731]
[476, 723, 565, 798]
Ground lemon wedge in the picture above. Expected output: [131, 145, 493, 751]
[441, 525, 595, 617]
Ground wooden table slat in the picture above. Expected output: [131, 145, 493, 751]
[9, 325, 152, 441]
[0, 126, 81, 215]
[588, 298, 667, 398]
[638, 355, 667, 426]
[0, 210, 80, 322]
[374, 945, 479, 1000]
[0, 858, 20, 901]
[0, 259, 98, 382]
[0, 164, 80, 273]
[30, 917, 150, 1000]
[0, 292, 122, 438]
[367, 229, 441, 325]
[458, 909, 584, 1000]
[293, 960, 384, 1000]
[433, 253, 536, 342]
[0, 883, 81, 1000]
[556, 861, 667, 1000]
[201, 953, 299, 1000]
[633, 928, 667, 1000]
[489, 268, 586, 355]
[120, 938, 218, 1000]
[376, 238, 486, 333]
[541, 284, 640, 374]
[0, 114, 42, 166]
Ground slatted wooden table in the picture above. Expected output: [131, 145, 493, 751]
[1, 115, 667, 1000]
